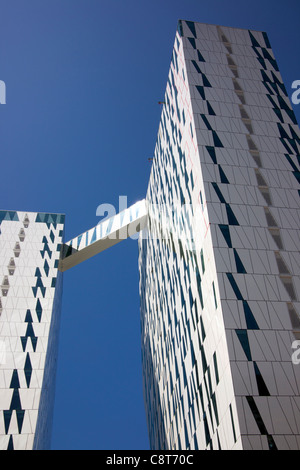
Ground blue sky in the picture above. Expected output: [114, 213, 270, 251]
[1, 0, 300, 450]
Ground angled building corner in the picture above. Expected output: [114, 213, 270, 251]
[139, 20, 300, 450]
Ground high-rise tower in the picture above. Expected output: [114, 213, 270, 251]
[139, 21, 300, 450]
[1, 20, 300, 451]
[0, 211, 64, 450]
[0, 200, 147, 450]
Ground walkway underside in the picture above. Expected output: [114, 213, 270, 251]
[58, 199, 147, 272]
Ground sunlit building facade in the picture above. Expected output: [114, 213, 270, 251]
[139, 21, 300, 450]
[0, 211, 64, 450]
[1, 20, 300, 451]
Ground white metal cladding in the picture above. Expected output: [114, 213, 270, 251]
[0, 211, 64, 450]
[1, 20, 300, 452]
[139, 20, 300, 450]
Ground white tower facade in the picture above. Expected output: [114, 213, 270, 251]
[139, 21, 300, 450]
[0, 211, 64, 450]
[1, 20, 300, 452]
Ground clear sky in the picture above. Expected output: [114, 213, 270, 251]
[1, 0, 300, 450]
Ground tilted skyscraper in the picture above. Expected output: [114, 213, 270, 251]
[0, 203, 148, 450]
[139, 21, 300, 450]
[0, 20, 300, 451]
[0, 211, 64, 450]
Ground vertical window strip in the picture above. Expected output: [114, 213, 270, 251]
[212, 281, 217, 309]
[229, 403, 237, 443]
